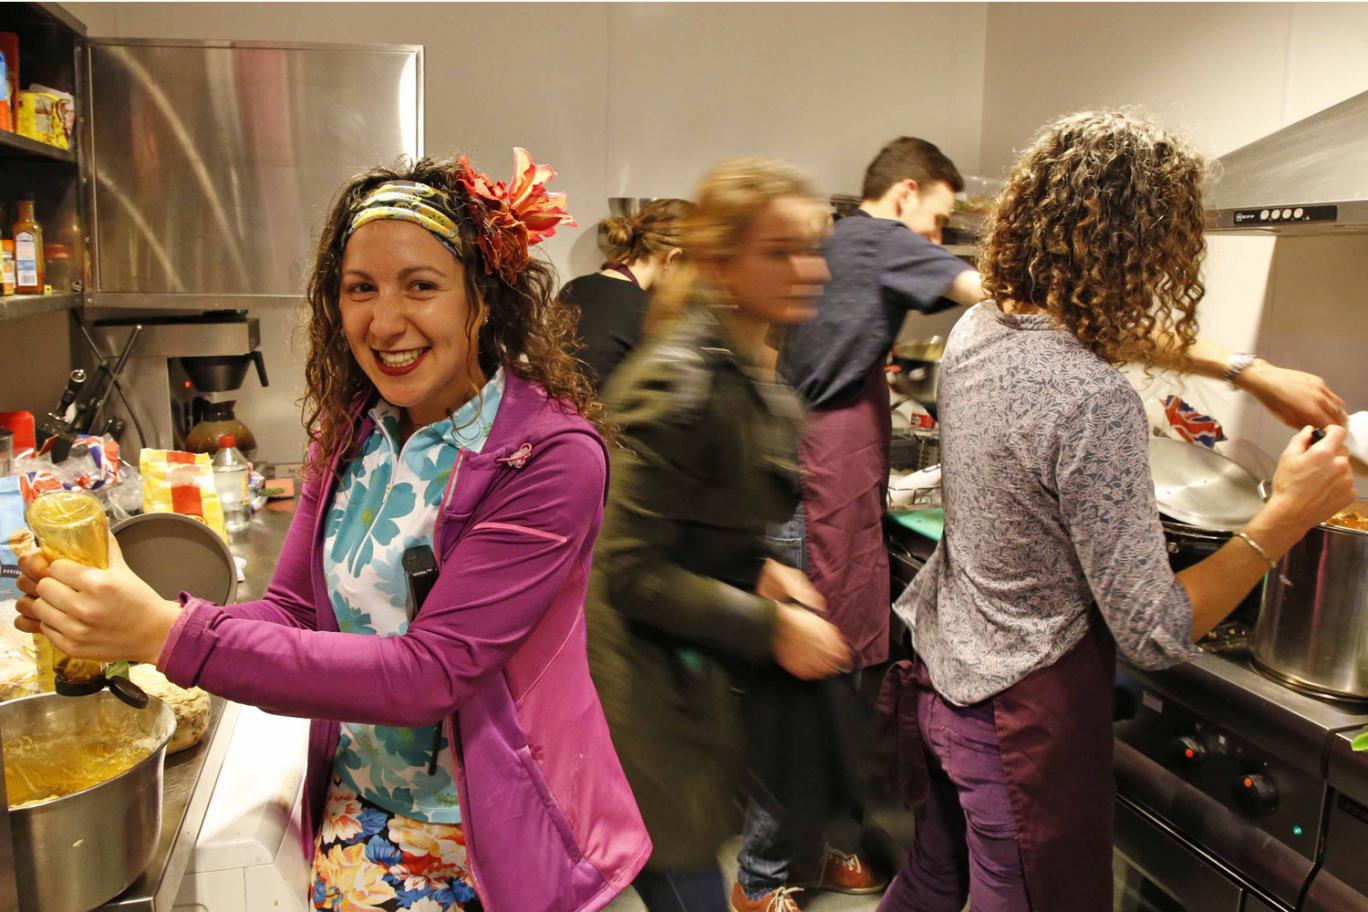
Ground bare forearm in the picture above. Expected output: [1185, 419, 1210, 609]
[1177, 505, 1306, 640]
[1144, 331, 1231, 378]
[946, 269, 984, 307]
[1143, 333, 1346, 428]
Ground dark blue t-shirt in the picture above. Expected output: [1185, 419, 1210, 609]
[777, 211, 969, 410]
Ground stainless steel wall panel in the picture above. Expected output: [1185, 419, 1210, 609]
[88, 40, 421, 297]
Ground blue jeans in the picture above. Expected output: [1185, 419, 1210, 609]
[633, 868, 728, 912]
[767, 502, 807, 574]
[741, 502, 851, 899]
[737, 796, 804, 898]
[735, 702, 862, 899]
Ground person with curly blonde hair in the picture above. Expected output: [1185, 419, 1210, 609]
[17, 152, 651, 912]
[880, 112, 1356, 911]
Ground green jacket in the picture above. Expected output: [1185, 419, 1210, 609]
[586, 300, 804, 870]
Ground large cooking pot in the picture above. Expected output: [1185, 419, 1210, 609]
[1, 691, 175, 911]
[1252, 498, 1368, 701]
[1160, 518, 1261, 625]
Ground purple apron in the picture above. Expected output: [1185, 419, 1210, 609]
[799, 366, 892, 667]
[995, 618, 1116, 910]
[878, 619, 1117, 910]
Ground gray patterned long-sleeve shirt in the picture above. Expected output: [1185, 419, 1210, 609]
[894, 303, 1198, 705]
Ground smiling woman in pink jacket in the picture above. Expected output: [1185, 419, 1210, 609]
[16, 152, 651, 912]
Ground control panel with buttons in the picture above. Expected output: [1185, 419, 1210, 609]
[1233, 204, 1337, 225]
[1114, 677, 1325, 863]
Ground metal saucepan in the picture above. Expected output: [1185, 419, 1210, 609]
[890, 336, 946, 407]
[1251, 488, 1368, 701]
[1, 691, 176, 911]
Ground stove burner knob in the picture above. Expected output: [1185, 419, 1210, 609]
[1234, 774, 1279, 816]
[1170, 736, 1207, 768]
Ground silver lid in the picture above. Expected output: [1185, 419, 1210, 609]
[1148, 437, 1265, 532]
[112, 512, 237, 604]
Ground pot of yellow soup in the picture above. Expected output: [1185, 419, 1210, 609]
[0, 691, 175, 911]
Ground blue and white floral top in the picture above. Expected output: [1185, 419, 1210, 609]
[323, 368, 505, 824]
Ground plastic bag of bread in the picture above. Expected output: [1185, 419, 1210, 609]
[128, 664, 210, 753]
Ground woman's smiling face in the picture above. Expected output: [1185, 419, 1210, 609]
[339, 219, 483, 426]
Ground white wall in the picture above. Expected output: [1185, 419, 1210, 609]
[976, 2, 1368, 495]
[58, 1, 989, 464]
[604, 4, 987, 199]
[978, 2, 1368, 175]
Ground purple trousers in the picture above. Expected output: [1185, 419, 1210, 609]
[878, 691, 1030, 912]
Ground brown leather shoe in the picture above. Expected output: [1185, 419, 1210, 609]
[729, 881, 803, 912]
[796, 845, 888, 895]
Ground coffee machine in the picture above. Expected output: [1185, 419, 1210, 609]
[90, 311, 269, 462]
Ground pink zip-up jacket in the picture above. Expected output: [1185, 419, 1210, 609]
[158, 370, 651, 912]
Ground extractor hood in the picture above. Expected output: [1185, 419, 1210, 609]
[1206, 89, 1368, 234]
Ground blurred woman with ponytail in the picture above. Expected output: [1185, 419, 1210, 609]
[562, 198, 694, 392]
[586, 159, 851, 912]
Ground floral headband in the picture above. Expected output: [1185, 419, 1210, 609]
[343, 148, 575, 285]
[345, 181, 465, 258]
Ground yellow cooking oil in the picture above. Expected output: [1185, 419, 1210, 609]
[4, 726, 156, 808]
[24, 491, 109, 687]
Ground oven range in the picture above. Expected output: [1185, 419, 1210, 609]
[1114, 644, 1368, 911]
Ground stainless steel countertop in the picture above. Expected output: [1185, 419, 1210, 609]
[93, 504, 296, 911]
[227, 502, 297, 602]
[1328, 728, 1368, 805]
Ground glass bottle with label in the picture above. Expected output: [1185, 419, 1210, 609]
[12, 192, 44, 294]
[1, 238, 15, 296]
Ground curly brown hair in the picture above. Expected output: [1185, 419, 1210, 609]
[302, 156, 607, 478]
[979, 110, 1208, 366]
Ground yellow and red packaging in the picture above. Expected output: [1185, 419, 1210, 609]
[16, 90, 70, 149]
[1, 239, 16, 295]
[140, 449, 228, 541]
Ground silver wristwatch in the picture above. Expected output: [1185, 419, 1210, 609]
[1225, 352, 1256, 387]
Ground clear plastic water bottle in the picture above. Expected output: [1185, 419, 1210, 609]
[212, 434, 251, 534]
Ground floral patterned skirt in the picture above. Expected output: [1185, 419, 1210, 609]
[311, 774, 482, 912]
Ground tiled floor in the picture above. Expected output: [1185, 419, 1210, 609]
[605, 835, 886, 912]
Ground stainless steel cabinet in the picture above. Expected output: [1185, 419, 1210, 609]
[86, 39, 422, 304]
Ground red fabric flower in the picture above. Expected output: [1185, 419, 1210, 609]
[456, 148, 575, 283]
